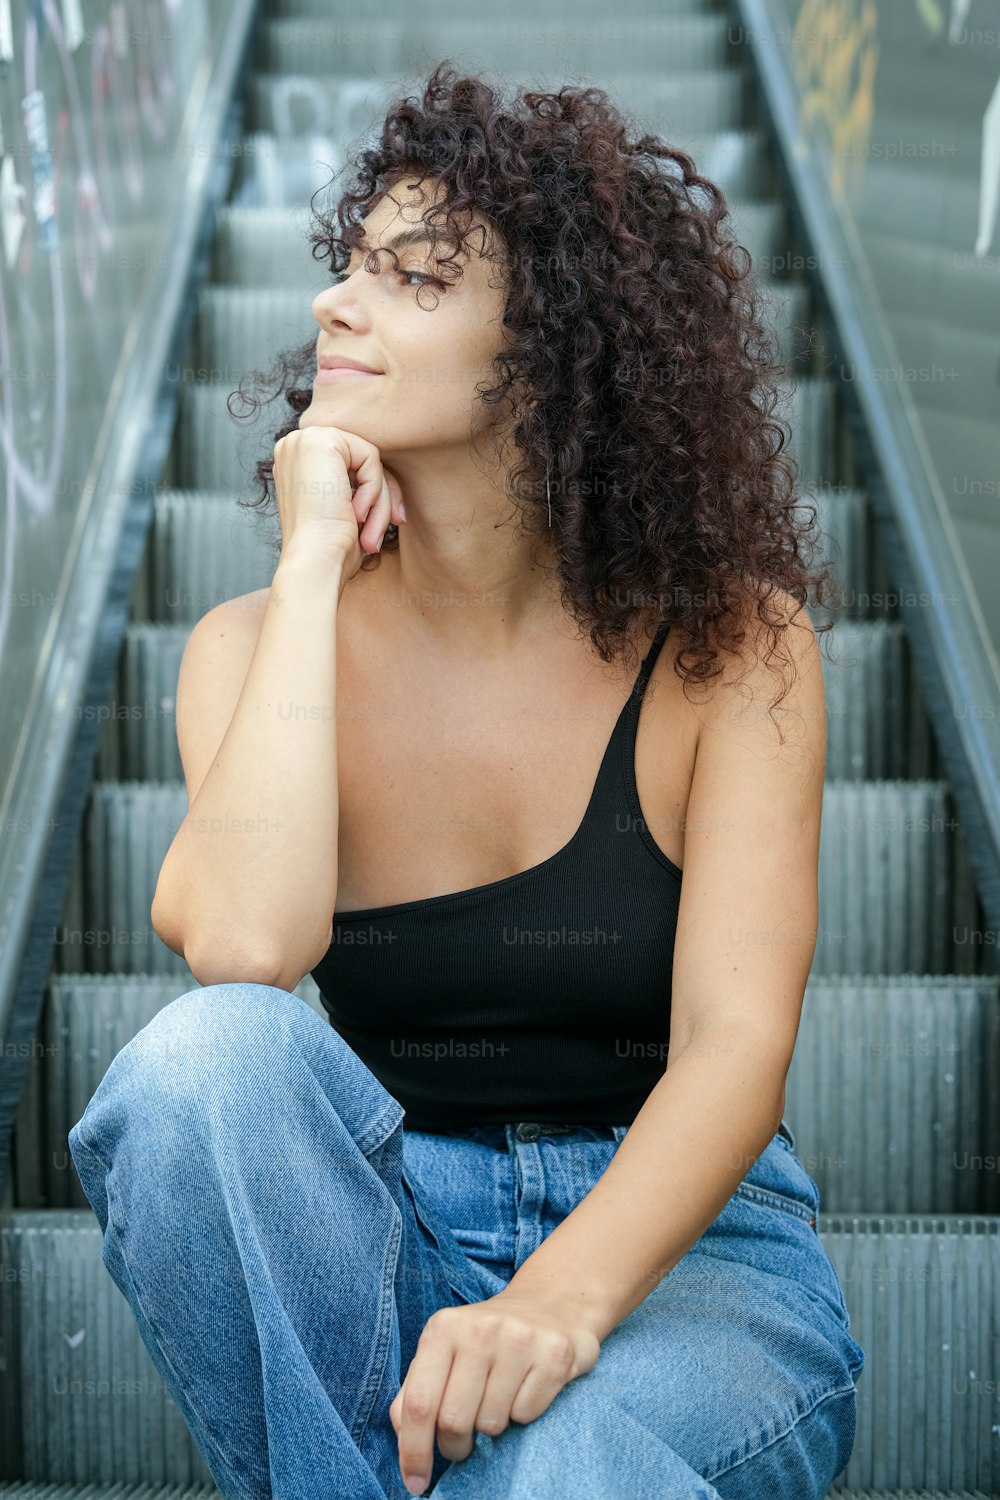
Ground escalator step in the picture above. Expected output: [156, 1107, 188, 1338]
[127, 486, 873, 638]
[270, 0, 719, 15]
[96, 614, 936, 784]
[1, 1211, 995, 1492]
[253, 15, 734, 76]
[129, 491, 277, 628]
[812, 781, 978, 976]
[14, 973, 326, 1210]
[245, 67, 748, 140]
[0, 1484, 219, 1498]
[787, 975, 1000, 1215]
[819, 621, 936, 780]
[172, 370, 838, 494]
[47, 780, 978, 986]
[12, 974, 999, 1217]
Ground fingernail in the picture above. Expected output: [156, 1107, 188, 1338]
[399, 501, 407, 522]
[404, 1476, 428, 1495]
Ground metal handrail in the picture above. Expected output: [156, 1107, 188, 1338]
[0, 1, 262, 1198]
[734, 0, 1000, 954]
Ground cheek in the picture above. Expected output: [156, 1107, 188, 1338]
[403, 357, 488, 426]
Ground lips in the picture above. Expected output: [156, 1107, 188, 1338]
[317, 355, 382, 374]
[314, 366, 382, 383]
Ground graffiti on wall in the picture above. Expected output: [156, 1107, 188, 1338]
[0, 0, 181, 673]
[791, 0, 999, 257]
[909, 0, 999, 257]
[792, 0, 881, 200]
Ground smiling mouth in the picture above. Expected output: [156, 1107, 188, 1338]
[315, 367, 383, 382]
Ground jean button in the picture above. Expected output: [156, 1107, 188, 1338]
[516, 1123, 541, 1142]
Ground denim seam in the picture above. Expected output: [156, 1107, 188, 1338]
[352, 1203, 403, 1451]
[71, 1125, 267, 1500]
[733, 1181, 817, 1228]
[356, 1099, 405, 1157]
[703, 1377, 858, 1485]
[400, 1170, 486, 1306]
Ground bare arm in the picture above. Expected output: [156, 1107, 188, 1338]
[497, 593, 827, 1340]
[151, 550, 348, 992]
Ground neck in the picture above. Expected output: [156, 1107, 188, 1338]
[376, 447, 562, 656]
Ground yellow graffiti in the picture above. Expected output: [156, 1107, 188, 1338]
[913, 0, 945, 35]
[793, 0, 881, 200]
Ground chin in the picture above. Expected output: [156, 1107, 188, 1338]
[299, 405, 347, 430]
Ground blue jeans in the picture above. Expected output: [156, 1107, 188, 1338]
[67, 983, 865, 1499]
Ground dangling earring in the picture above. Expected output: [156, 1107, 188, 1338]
[546, 463, 553, 528]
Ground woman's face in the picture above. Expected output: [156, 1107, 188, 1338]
[300, 176, 511, 458]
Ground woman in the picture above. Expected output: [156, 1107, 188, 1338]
[70, 64, 863, 1500]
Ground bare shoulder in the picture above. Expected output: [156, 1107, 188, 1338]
[182, 585, 273, 662]
[179, 586, 272, 683]
[216, 585, 272, 631]
[685, 588, 825, 758]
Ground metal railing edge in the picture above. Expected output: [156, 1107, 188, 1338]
[732, 0, 1000, 957]
[0, 0, 263, 1201]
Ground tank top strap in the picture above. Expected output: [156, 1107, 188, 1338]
[631, 619, 672, 700]
[570, 616, 672, 842]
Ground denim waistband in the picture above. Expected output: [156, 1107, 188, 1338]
[416, 1118, 796, 1150]
[423, 1122, 618, 1150]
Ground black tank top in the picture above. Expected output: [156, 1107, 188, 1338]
[310, 620, 682, 1131]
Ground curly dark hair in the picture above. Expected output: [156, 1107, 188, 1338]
[231, 60, 839, 718]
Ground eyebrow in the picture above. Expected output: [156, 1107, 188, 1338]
[354, 228, 434, 255]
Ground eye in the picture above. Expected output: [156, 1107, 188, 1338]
[327, 267, 444, 290]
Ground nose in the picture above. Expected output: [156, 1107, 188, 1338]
[312, 274, 366, 328]
[312, 283, 349, 323]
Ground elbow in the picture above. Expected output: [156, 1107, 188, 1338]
[150, 890, 185, 959]
[150, 869, 333, 994]
[151, 894, 288, 989]
[268, 923, 335, 995]
[182, 925, 333, 996]
[181, 943, 290, 992]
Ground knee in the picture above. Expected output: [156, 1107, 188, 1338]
[711, 1384, 858, 1499]
[129, 980, 298, 1068]
[435, 1381, 711, 1499]
[71, 982, 305, 1135]
[68, 981, 397, 1188]
[66, 984, 310, 1217]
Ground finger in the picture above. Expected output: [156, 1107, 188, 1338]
[430, 1344, 497, 1464]
[389, 1383, 403, 1435]
[325, 432, 402, 544]
[384, 466, 407, 526]
[507, 1347, 576, 1426]
[463, 1325, 571, 1442]
[396, 1331, 457, 1492]
[346, 466, 382, 532]
[348, 440, 387, 521]
[470, 1352, 534, 1440]
[358, 471, 393, 554]
[343, 463, 380, 553]
[314, 431, 378, 528]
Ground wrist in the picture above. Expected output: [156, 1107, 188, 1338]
[497, 1274, 618, 1344]
[274, 545, 350, 600]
